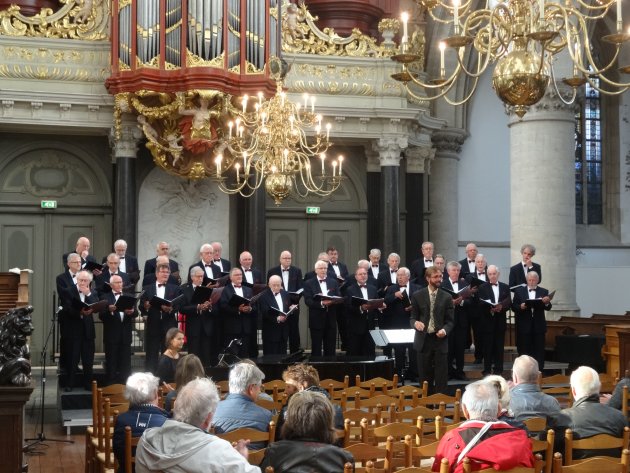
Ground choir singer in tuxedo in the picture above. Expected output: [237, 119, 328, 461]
[218, 267, 255, 358]
[344, 266, 383, 357]
[258, 275, 296, 355]
[512, 271, 552, 369]
[303, 260, 340, 357]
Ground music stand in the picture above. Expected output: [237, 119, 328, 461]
[216, 338, 242, 368]
[370, 329, 416, 382]
[24, 294, 74, 452]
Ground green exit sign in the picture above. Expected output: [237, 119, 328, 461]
[41, 200, 57, 209]
[306, 206, 320, 215]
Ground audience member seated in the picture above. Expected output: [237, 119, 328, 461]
[135, 377, 259, 473]
[163, 354, 206, 412]
[261, 391, 354, 473]
[484, 374, 526, 431]
[432, 380, 535, 473]
[548, 365, 629, 460]
[509, 355, 561, 422]
[276, 363, 344, 440]
[156, 328, 184, 384]
[113, 372, 169, 473]
[602, 361, 630, 410]
[212, 362, 273, 449]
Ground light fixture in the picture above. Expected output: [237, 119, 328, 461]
[213, 57, 344, 205]
[392, 0, 630, 117]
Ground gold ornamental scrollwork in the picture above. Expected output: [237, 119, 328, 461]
[115, 90, 234, 180]
[281, 1, 394, 58]
[0, 0, 109, 40]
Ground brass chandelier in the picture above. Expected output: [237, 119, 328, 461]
[392, 0, 630, 117]
[213, 57, 344, 205]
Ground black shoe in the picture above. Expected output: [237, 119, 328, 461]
[455, 372, 469, 381]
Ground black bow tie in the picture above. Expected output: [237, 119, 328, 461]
[243, 269, 251, 272]
[492, 283, 498, 286]
[273, 292, 279, 296]
[372, 265, 379, 268]
[468, 260, 474, 264]
[319, 280, 326, 284]
[529, 288, 536, 292]
[158, 284, 165, 288]
[234, 285, 242, 288]
[114, 292, 122, 296]
[205, 264, 212, 267]
[359, 284, 367, 288]
[425, 259, 432, 263]
[391, 270, 397, 273]
[215, 259, 221, 262]
[451, 281, 458, 285]
[478, 273, 484, 276]
[119, 256, 125, 259]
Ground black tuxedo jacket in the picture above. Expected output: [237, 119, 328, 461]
[240, 267, 263, 285]
[512, 286, 551, 334]
[218, 283, 255, 335]
[95, 269, 131, 297]
[458, 258, 476, 279]
[140, 282, 183, 332]
[267, 265, 303, 292]
[63, 252, 97, 270]
[99, 291, 137, 345]
[187, 260, 223, 286]
[63, 291, 98, 341]
[368, 264, 387, 285]
[303, 276, 340, 330]
[180, 283, 214, 336]
[327, 261, 349, 280]
[410, 258, 433, 284]
[410, 287, 454, 352]
[509, 262, 542, 288]
[441, 278, 472, 315]
[344, 283, 378, 335]
[476, 282, 511, 326]
[377, 268, 399, 294]
[257, 288, 291, 342]
[213, 258, 232, 272]
[383, 282, 421, 329]
[56, 270, 78, 308]
[144, 257, 180, 279]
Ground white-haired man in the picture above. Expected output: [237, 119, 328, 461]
[433, 380, 534, 473]
[104, 239, 140, 285]
[548, 366, 628, 460]
[509, 355, 560, 422]
[212, 363, 272, 449]
[113, 372, 168, 472]
[136, 377, 259, 473]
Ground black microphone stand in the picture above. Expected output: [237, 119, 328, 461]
[24, 293, 74, 452]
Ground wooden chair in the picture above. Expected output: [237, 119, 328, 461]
[372, 423, 422, 470]
[540, 375, 573, 407]
[255, 397, 282, 413]
[396, 459, 449, 473]
[531, 429, 555, 473]
[264, 467, 274, 473]
[523, 416, 547, 436]
[404, 434, 441, 467]
[214, 421, 277, 447]
[216, 380, 229, 396]
[622, 385, 629, 420]
[552, 450, 630, 473]
[94, 398, 116, 473]
[355, 375, 399, 395]
[540, 374, 571, 387]
[247, 448, 266, 466]
[343, 388, 373, 410]
[462, 454, 543, 473]
[356, 394, 398, 412]
[262, 380, 285, 402]
[564, 427, 630, 465]
[387, 385, 421, 409]
[320, 375, 350, 395]
[416, 391, 462, 421]
[344, 438, 393, 473]
[123, 425, 141, 473]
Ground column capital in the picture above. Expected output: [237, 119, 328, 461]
[109, 113, 143, 160]
[431, 128, 467, 155]
[372, 136, 407, 167]
[404, 145, 435, 174]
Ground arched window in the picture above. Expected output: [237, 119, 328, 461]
[575, 77, 603, 224]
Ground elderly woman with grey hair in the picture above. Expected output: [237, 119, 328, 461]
[261, 391, 353, 473]
[113, 372, 169, 473]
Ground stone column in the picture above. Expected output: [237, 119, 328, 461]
[509, 89, 580, 317]
[237, 191, 267, 266]
[404, 145, 434, 258]
[109, 115, 142, 254]
[430, 128, 467, 259]
[373, 136, 407, 255]
[364, 144, 382, 251]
